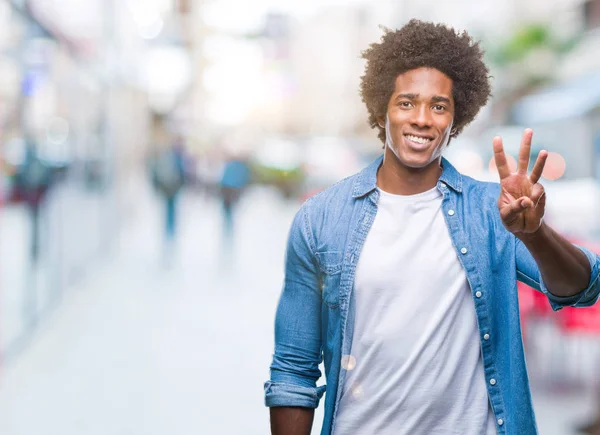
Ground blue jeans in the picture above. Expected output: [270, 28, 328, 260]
[165, 195, 177, 240]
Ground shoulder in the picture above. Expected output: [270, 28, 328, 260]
[304, 172, 359, 212]
[461, 174, 501, 203]
[292, 170, 362, 249]
[459, 175, 509, 235]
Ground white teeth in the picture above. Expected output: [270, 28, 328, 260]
[406, 135, 431, 144]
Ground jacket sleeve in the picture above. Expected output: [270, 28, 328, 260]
[515, 237, 600, 311]
[264, 204, 326, 408]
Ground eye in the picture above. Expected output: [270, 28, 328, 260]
[399, 101, 412, 108]
[432, 104, 446, 111]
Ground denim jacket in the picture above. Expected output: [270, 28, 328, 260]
[265, 155, 600, 435]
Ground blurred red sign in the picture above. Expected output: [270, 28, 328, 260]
[518, 239, 600, 334]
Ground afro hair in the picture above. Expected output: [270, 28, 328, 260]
[360, 19, 492, 143]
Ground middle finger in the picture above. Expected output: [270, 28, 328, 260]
[517, 128, 533, 175]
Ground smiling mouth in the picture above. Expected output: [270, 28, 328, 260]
[404, 134, 433, 145]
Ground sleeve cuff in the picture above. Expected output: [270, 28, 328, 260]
[542, 245, 600, 311]
[264, 381, 326, 408]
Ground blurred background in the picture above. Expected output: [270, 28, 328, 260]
[1, 0, 600, 434]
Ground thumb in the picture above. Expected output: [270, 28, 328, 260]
[500, 197, 532, 223]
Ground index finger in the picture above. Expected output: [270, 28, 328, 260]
[517, 128, 533, 174]
[493, 136, 511, 180]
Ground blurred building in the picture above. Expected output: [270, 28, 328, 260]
[510, 0, 600, 180]
[0, 0, 178, 360]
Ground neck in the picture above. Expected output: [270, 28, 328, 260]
[377, 148, 442, 195]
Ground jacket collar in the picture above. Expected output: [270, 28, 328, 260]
[351, 154, 463, 198]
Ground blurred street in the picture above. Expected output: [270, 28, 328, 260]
[0, 182, 112, 356]
[0, 183, 321, 435]
[2, 0, 600, 433]
[0, 183, 596, 435]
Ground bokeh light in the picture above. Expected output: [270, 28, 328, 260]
[541, 152, 566, 181]
[351, 383, 364, 400]
[488, 153, 517, 175]
[46, 116, 69, 145]
[341, 354, 357, 371]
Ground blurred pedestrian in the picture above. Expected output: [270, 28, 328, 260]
[151, 137, 186, 252]
[218, 156, 250, 241]
[14, 141, 52, 263]
[266, 20, 600, 435]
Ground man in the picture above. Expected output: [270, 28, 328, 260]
[15, 141, 53, 263]
[265, 20, 600, 435]
[151, 137, 186, 249]
[219, 154, 251, 241]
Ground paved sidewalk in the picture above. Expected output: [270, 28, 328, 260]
[0, 183, 114, 357]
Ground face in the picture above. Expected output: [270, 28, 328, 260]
[379, 67, 455, 170]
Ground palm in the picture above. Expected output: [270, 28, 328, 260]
[494, 129, 548, 235]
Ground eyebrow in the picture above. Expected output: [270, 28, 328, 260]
[395, 93, 418, 101]
[431, 95, 452, 105]
[395, 93, 452, 105]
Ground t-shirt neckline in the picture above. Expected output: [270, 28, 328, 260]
[377, 185, 441, 203]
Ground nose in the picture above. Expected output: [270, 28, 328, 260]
[411, 104, 433, 128]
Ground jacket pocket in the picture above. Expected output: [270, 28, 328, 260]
[316, 251, 343, 308]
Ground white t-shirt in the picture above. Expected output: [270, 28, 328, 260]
[333, 186, 497, 435]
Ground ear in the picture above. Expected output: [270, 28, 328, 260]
[451, 128, 457, 136]
[377, 117, 385, 129]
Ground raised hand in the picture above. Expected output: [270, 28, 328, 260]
[493, 129, 548, 235]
